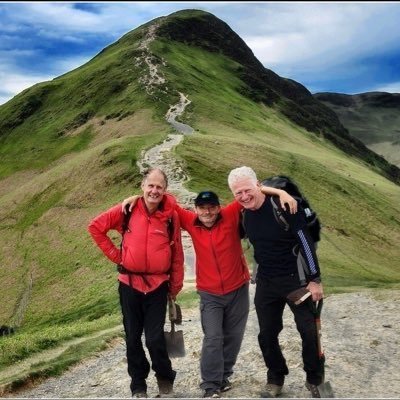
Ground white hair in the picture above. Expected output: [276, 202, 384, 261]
[228, 166, 258, 189]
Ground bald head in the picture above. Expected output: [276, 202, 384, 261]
[141, 168, 168, 213]
[142, 168, 168, 188]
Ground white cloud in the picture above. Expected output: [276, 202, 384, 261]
[10, 3, 110, 33]
[0, 54, 93, 105]
[54, 55, 94, 74]
[373, 82, 400, 94]
[0, 49, 36, 58]
[0, 71, 53, 105]
[237, 3, 400, 73]
[3, 2, 190, 38]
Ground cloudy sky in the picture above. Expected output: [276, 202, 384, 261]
[1, 1, 400, 105]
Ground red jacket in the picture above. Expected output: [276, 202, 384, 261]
[88, 194, 184, 296]
[177, 200, 249, 295]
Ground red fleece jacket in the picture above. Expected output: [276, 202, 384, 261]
[88, 194, 184, 296]
[177, 200, 249, 295]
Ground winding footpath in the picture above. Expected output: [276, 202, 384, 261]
[135, 21, 197, 279]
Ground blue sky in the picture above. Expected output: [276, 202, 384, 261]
[1, 1, 400, 105]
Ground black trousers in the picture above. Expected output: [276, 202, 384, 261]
[254, 274, 324, 386]
[118, 281, 176, 394]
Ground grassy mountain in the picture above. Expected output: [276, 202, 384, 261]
[156, 10, 399, 184]
[0, 8, 399, 378]
[314, 91, 400, 167]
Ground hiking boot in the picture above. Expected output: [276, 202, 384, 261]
[221, 379, 232, 392]
[156, 377, 174, 398]
[306, 382, 321, 398]
[132, 391, 147, 398]
[260, 383, 283, 398]
[203, 388, 221, 398]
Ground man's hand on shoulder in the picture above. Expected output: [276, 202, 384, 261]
[259, 185, 297, 214]
[279, 191, 297, 214]
[121, 195, 140, 213]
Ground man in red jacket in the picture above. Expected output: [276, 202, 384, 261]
[88, 168, 184, 399]
[122, 187, 296, 398]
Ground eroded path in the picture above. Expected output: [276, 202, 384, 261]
[135, 22, 197, 279]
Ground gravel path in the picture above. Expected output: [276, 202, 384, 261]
[9, 285, 400, 399]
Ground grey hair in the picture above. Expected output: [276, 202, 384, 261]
[227, 166, 258, 189]
[142, 168, 168, 188]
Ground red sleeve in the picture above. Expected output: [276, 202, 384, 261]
[221, 200, 243, 223]
[87, 204, 124, 264]
[168, 210, 185, 297]
[175, 204, 196, 231]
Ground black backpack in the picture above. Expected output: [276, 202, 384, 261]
[261, 175, 321, 244]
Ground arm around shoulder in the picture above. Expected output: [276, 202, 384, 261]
[260, 185, 297, 214]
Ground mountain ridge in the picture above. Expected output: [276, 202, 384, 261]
[155, 10, 399, 183]
[314, 91, 400, 167]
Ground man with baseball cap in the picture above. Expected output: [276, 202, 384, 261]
[195, 191, 220, 205]
[121, 184, 296, 398]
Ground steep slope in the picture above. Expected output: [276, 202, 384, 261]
[0, 8, 399, 375]
[314, 91, 400, 167]
[156, 10, 399, 184]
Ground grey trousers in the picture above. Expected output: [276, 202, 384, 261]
[198, 283, 250, 391]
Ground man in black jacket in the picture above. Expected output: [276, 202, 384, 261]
[228, 166, 324, 398]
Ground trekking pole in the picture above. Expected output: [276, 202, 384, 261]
[310, 298, 335, 398]
[314, 299, 324, 360]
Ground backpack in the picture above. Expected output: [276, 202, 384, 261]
[263, 175, 321, 285]
[261, 175, 321, 244]
[241, 176, 321, 285]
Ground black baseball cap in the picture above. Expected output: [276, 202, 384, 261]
[194, 191, 220, 206]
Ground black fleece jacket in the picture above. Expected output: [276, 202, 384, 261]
[243, 195, 320, 281]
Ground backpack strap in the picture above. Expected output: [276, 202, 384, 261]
[271, 196, 312, 286]
[121, 204, 174, 242]
[296, 250, 310, 286]
[121, 203, 132, 235]
[167, 216, 174, 246]
[270, 196, 289, 231]
[119, 203, 133, 286]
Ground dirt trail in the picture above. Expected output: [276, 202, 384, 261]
[135, 21, 197, 279]
[6, 286, 400, 398]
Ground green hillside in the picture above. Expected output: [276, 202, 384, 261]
[0, 9, 399, 380]
[314, 91, 400, 166]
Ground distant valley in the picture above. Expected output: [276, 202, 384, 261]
[314, 91, 400, 166]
